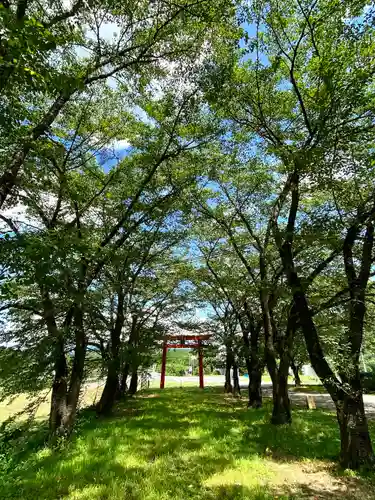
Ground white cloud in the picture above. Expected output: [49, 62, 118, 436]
[110, 139, 131, 150]
[97, 22, 121, 42]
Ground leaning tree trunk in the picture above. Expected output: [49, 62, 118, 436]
[96, 361, 120, 414]
[286, 263, 374, 467]
[232, 363, 241, 397]
[0, 91, 73, 209]
[275, 172, 374, 468]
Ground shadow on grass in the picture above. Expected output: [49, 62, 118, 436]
[204, 479, 375, 500]
[0, 387, 374, 499]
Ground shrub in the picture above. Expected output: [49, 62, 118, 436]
[361, 372, 375, 393]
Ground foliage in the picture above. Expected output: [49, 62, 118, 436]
[1, 0, 375, 470]
[156, 349, 191, 376]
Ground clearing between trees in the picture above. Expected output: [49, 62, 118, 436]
[1, 387, 375, 500]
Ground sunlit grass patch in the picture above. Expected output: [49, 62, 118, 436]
[0, 387, 374, 499]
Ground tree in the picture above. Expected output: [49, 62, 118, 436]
[191, 156, 296, 423]
[0, 85, 221, 435]
[94, 227, 188, 412]
[208, 0, 375, 467]
[0, 0, 238, 208]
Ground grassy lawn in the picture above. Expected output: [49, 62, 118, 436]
[289, 384, 328, 394]
[0, 385, 103, 424]
[261, 375, 320, 385]
[1, 387, 375, 499]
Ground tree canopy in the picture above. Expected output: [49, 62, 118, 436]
[1, 0, 375, 470]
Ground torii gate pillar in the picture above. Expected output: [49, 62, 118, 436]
[160, 342, 167, 389]
[198, 339, 204, 389]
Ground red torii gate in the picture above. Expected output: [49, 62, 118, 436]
[160, 334, 211, 389]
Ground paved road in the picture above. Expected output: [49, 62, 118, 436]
[158, 375, 375, 417]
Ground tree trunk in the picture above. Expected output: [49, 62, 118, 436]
[97, 290, 124, 414]
[128, 369, 138, 395]
[42, 290, 71, 437]
[49, 316, 87, 436]
[232, 363, 241, 397]
[289, 275, 374, 465]
[96, 362, 120, 414]
[224, 345, 233, 393]
[240, 315, 263, 408]
[272, 350, 291, 425]
[263, 296, 293, 425]
[337, 390, 374, 469]
[49, 338, 69, 435]
[118, 314, 139, 398]
[290, 359, 301, 387]
[274, 173, 375, 467]
[224, 367, 232, 393]
[261, 291, 291, 424]
[280, 237, 374, 466]
[62, 306, 87, 434]
[249, 364, 263, 409]
[118, 362, 130, 398]
[249, 322, 263, 408]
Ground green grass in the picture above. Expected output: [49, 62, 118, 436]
[1, 388, 375, 499]
[261, 375, 321, 385]
[0, 386, 102, 424]
[290, 384, 327, 394]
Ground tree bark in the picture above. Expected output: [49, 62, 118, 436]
[272, 349, 291, 425]
[249, 366, 262, 408]
[97, 290, 124, 414]
[119, 362, 130, 397]
[249, 319, 263, 408]
[241, 316, 262, 408]
[117, 314, 139, 398]
[63, 306, 87, 433]
[49, 337, 69, 435]
[290, 359, 302, 387]
[224, 344, 233, 393]
[261, 290, 291, 424]
[41, 289, 71, 436]
[337, 387, 374, 469]
[128, 369, 138, 395]
[97, 362, 120, 414]
[232, 363, 241, 396]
